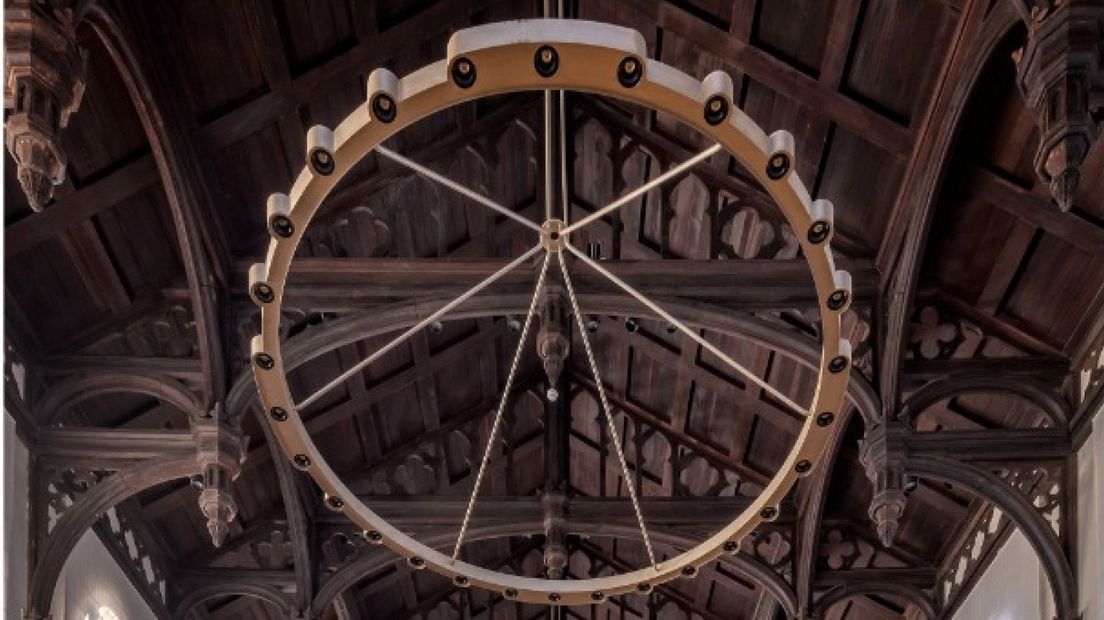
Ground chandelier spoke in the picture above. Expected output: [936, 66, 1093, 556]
[560, 143, 722, 235]
[564, 243, 809, 418]
[453, 251, 552, 561]
[376, 146, 542, 233]
[296, 244, 543, 410]
[557, 251, 658, 570]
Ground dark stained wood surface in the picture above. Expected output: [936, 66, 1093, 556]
[5, 1, 1103, 619]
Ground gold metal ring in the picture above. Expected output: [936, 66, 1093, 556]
[250, 18, 851, 606]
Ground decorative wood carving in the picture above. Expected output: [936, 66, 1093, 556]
[98, 506, 169, 609]
[1076, 323, 1104, 405]
[907, 304, 982, 361]
[43, 466, 110, 532]
[935, 460, 1065, 617]
[904, 455, 1078, 620]
[80, 303, 197, 359]
[3, 0, 87, 211]
[741, 527, 794, 586]
[1013, 0, 1104, 211]
[859, 421, 909, 547]
[192, 414, 247, 547]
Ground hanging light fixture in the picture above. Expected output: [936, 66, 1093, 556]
[249, 18, 851, 605]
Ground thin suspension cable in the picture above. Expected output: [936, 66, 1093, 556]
[564, 243, 809, 418]
[559, 89, 569, 223]
[377, 146, 541, 232]
[557, 0, 568, 224]
[544, 88, 554, 221]
[542, 0, 555, 220]
[453, 252, 551, 561]
[557, 251, 658, 570]
[561, 143, 722, 235]
[297, 245, 542, 410]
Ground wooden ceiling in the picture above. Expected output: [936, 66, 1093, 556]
[5, 1, 1103, 620]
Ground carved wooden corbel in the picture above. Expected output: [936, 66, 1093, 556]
[3, 0, 87, 211]
[859, 420, 910, 547]
[192, 412, 248, 547]
[1013, 0, 1104, 211]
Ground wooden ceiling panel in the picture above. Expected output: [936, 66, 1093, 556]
[815, 125, 905, 255]
[93, 186, 182, 296]
[954, 28, 1037, 183]
[844, 0, 951, 125]
[922, 193, 1018, 304]
[206, 123, 294, 254]
[744, 413, 796, 474]
[1000, 233, 1104, 349]
[63, 29, 148, 184]
[316, 412, 374, 473]
[705, 565, 759, 618]
[686, 382, 754, 462]
[627, 346, 681, 423]
[373, 385, 433, 452]
[288, 348, 349, 413]
[741, 78, 826, 183]
[301, 76, 366, 135]
[5, 236, 109, 347]
[145, 1, 269, 122]
[433, 357, 485, 420]
[753, 0, 838, 74]
[274, 0, 358, 74]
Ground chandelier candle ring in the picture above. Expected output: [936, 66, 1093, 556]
[250, 18, 852, 606]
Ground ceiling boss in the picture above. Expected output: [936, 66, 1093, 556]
[249, 19, 851, 606]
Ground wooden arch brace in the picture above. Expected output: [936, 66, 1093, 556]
[24, 418, 246, 620]
[903, 455, 1077, 620]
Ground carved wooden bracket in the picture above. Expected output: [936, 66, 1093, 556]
[1013, 0, 1104, 211]
[192, 413, 248, 547]
[3, 0, 87, 211]
[859, 420, 909, 547]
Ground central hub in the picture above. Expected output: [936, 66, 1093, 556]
[540, 218, 567, 252]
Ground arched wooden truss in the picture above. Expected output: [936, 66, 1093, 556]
[6, 0, 1102, 619]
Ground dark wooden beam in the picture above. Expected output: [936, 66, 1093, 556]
[193, 0, 504, 154]
[36, 427, 195, 465]
[901, 355, 1070, 385]
[573, 373, 773, 486]
[656, 3, 913, 156]
[814, 567, 938, 589]
[41, 354, 203, 383]
[175, 568, 296, 589]
[963, 164, 1104, 258]
[5, 154, 159, 258]
[238, 257, 876, 309]
[905, 428, 1071, 461]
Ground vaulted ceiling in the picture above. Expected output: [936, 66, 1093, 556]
[5, 1, 1103, 620]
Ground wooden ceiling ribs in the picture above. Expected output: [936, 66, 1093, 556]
[6, 0, 1104, 619]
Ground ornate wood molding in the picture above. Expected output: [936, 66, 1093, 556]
[3, 0, 87, 212]
[1013, 0, 1104, 211]
[24, 419, 245, 619]
[904, 455, 1077, 620]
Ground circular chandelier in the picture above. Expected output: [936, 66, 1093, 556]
[250, 19, 852, 606]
